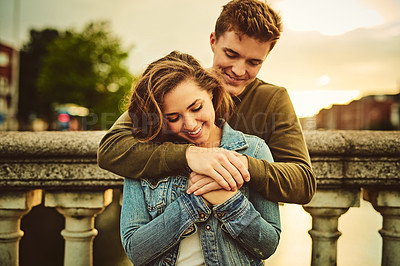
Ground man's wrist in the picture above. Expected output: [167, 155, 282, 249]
[165, 143, 192, 169]
[185, 145, 199, 167]
[246, 155, 265, 183]
[240, 154, 249, 169]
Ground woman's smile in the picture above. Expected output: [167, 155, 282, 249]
[185, 123, 203, 136]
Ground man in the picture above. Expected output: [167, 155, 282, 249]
[98, 0, 316, 204]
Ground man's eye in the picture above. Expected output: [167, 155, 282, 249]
[225, 52, 236, 59]
[249, 61, 261, 66]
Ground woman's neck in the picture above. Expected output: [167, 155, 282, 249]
[200, 123, 222, 148]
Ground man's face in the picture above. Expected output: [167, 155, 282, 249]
[210, 31, 272, 96]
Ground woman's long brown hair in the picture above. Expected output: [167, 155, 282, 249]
[128, 51, 232, 143]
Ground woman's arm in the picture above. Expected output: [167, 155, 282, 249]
[212, 190, 280, 260]
[197, 140, 280, 259]
[120, 178, 210, 265]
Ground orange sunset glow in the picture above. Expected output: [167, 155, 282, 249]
[1, 0, 399, 118]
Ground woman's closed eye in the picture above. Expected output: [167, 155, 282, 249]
[164, 101, 203, 123]
[192, 104, 202, 112]
[165, 114, 180, 123]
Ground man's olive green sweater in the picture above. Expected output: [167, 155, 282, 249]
[98, 79, 316, 204]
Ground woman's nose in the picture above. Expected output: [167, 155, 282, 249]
[183, 115, 197, 131]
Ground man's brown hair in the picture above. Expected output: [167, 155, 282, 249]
[215, 0, 282, 49]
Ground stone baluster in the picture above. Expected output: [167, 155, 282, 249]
[0, 190, 42, 266]
[44, 189, 113, 266]
[364, 189, 400, 266]
[303, 188, 361, 266]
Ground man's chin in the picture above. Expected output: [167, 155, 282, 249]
[225, 83, 246, 96]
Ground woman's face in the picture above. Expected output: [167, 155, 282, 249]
[162, 79, 218, 147]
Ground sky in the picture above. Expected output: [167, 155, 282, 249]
[1, 0, 399, 117]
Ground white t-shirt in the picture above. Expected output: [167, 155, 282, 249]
[176, 230, 206, 265]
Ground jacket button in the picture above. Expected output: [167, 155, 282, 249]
[206, 225, 211, 230]
[199, 213, 205, 218]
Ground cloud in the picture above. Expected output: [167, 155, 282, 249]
[276, 0, 384, 35]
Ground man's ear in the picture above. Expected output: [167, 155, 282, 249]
[208, 90, 213, 99]
[210, 32, 216, 52]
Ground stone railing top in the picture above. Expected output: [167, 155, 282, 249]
[0, 131, 106, 159]
[0, 130, 399, 190]
[304, 130, 400, 156]
[1, 130, 399, 159]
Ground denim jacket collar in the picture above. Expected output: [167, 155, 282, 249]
[219, 121, 249, 152]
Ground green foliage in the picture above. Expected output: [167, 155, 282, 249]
[18, 29, 60, 130]
[20, 21, 134, 130]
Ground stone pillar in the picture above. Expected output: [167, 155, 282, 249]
[0, 190, 42, 266]
[45, 189, 113, 266]
[303, 188, 361, 266]
[364, 189, 400, 266]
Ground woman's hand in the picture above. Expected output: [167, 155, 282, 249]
[188, 172, 238, 205]
[186, 146, 249, 191]
[202, 189, 238, 206]
[187, 172, 224, 195]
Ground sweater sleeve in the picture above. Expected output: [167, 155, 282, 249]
[97, 111, 190, 179]
[245, 85, 317, 204]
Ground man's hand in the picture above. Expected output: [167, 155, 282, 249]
[186, 146, 249, 191]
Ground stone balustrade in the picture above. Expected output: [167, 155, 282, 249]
[0, 130, 399, 266]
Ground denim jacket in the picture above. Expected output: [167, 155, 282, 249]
[120, 122, 281, 265]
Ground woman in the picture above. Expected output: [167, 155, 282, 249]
[120, 51, 280, 265]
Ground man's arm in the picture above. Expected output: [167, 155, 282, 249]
[244, 85, 316, 204]
[97, 112, 249, 189]
[189, 84, 316, 204]
[97, 111, 189, 179]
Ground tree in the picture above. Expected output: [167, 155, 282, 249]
[18, 29, 60, 130]
[21, 21, 133, 130]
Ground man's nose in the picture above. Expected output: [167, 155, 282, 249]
[232, 60, 246, 76]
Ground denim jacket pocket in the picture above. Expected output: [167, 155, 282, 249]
[141, 177, 170, 218]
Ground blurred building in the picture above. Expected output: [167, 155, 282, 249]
[315, 93, 400, 130]
[0, 42, 19, 130]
